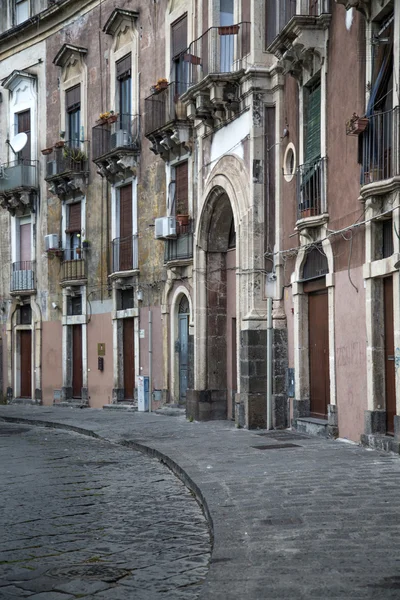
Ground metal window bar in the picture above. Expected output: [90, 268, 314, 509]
[362, 106, 399, 185]
[184, 22, 251, 88]
[145, 82, 188, 136]
[92, 114, 140, 161]
[297, 157, 326, 219]
[11, 261, 35, 292]
[61, 258, 86, 282]
[45, 141, 89, 179]
[110, 234, 138, 273]
[0, 160, 38, 192]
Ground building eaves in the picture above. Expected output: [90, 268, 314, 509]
[103, 9, 139, 36]
[53, 44, 87, 67]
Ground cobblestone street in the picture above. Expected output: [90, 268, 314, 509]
[0, 422, 211, 599]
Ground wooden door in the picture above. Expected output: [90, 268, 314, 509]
[123, 318, 134, 400]
[119, 184, 133, 270]
[20, 330, 31, 398]
[384, 277, 396, 434]
[308, 290, 330, 418]
[179, 314, 189, 403]
[72, 325, 83, 398]
[17, 110, 31, 163]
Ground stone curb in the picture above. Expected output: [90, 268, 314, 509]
[0, 415, 214, 546]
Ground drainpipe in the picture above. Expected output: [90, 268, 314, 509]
[266, 297, 273, 430]
[149, 308, 152, 412]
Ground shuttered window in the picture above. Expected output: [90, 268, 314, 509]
[116, 54, 131, 80]
[172, 14, 187, 59]
[20, 223, 31, 263]
[17, 110, 31, 162]
[265, 0, 277, 47]
[66, 85, 81, 112]
[119, 184, 133, 239]
[66, 203, 81, 233]
[175, 162, 189, 215]
[304, 82, 321, 163]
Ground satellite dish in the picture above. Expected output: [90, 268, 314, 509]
[7, 132, 28, 154]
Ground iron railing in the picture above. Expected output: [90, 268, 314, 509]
[164, 222, 193, 263]
[11, 261, 35, 292]
[110, 234, 138, 273]
[183, 22, 251, 89]
[0, 160, 38, 193]
[61, 257, 86, 282]
[92, 114, 140, 162]
[297, 157, 326, 219]
[267, 1, 331, 46]
[145, 82, 189, 136]
[45, 141, 90, 180]
[362, 107, 399, 185]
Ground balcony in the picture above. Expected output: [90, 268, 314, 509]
[296, 157, 327, 227]
[45, 141, 90, 201]
[92, 114, 140, 183]
[164, 222, 194, 264]
[361, 107, 400, 195]
[267, 1, 331, 81]
[60, 250, 87, 286]
[110, 235, 139, 278]
[10, 261, 35, 295]
[145, 82, 191, 159]
[0, 160, 38, 216]
[180, 22, 250, 125]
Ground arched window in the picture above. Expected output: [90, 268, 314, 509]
[179, 295, 190, 314]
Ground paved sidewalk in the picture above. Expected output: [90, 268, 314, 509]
[1, 406, 400, 599]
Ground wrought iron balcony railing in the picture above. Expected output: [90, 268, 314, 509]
[164, 222, 193, 263]
[182, 21, 250, 89]
[0, 160, 38, 193]
[110, 234, 138, 274]
[297, 157, 326, 220]
[61, 251, 86, 283]
[145, 82, 189, 136]
[45, 141, 90, 180]
[362, 106, 399, 186]
[267, 0, 331, 47]
[92, 114, 140, 162]
[11, 261, 35, 292]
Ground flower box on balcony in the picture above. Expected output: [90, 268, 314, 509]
[107, 115, 118, 124]
[41, 147, 53, 155]
[218, 24, 239, 35]
[54, 141, 65, 149]
[300, 208, 318, 219]
[346, 114, 369, 136]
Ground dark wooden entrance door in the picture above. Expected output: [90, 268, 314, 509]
[308, 290, 330, 418]
[178, 313, 189, 403]
[123, 318, 134, 400]
[384, 276, 396, 434]
[72, 325, 83, 398]
[20, 330, 31, 398]
[119, 184, 133, 271]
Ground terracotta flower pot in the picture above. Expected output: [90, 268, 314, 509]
[41, 148, 53, 155]
[176, 214, 189, 226]
[54, 141, 65, 148]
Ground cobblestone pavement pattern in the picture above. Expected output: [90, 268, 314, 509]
[0, 423, 211, 599]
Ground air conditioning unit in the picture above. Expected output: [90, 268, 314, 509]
[111, 130, 132, 149]
[45, 234, 59, 251]
[154, 216, 176, 239]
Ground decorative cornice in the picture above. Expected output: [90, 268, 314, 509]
[103, 9, 139, 36]
[335, 0, 371, 19]
[53, 44, 87, 67]
[2, 70, 36, 91]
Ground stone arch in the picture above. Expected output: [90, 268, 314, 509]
[169, 285, 193, 404]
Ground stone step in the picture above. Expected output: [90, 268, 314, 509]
[53, 401, 88, 409]
[103, 402, 137, 411]
[9, 398, 40, 406]
[295, 417, 329, 437]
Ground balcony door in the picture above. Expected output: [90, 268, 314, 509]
[117, 54, 132, 131]
[118, 184, 133, 271]
[20, 222, 31, 265]
[66, 202, 81, 260]
[220, 0, 234, 72]
[16, 110, 31, 163]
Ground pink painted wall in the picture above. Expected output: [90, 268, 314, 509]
[226, 248, 236, 419]
[2, 326, 7, 398]
[87, 313, 113, 408]
[335, 267, 367, 442]
[139, 305, 164, 392]
[42, 321, 62, 405]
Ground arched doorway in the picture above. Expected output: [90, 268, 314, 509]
[178, 295, 190, 404]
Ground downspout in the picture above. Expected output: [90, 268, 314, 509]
[266, 296, 273, 430]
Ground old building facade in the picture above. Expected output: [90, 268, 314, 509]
[0, 0, 399, 448]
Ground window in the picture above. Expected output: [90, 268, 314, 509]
[19, 221, 31, 266]
[116, 54, 132, 128]
[118, 288, 134, 310]
[15, 0, 29, 25]
[16, 110, 31, 163]
[67, 296, 82, 316]
[18, 304, 32, 325]
[382, 219, 393, 259]
[171, 15, 188, 95]
[304, 80, 321, 164]
[265, 0, 296, 47]
[174, 162, 189, 216]
[66, 85, 81, 148]
[66, 202, 81, 260]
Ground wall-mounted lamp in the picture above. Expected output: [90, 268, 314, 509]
[137, 289, 143, 302]
[51, 302, 59, 310]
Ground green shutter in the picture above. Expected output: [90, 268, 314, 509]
[305, 84, 321, 163]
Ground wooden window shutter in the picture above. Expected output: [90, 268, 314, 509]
[66, 85, 81, 112]
[172, 14, 187, 59]
[119, 184, 133, 239]
[305, 83, 321, 163]
[265, 0, 277, 48]
[116, 54, 131, 80]
[67, 203, 81, 233]
[175, 162, 189, 215]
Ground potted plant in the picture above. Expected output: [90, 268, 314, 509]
[176, 214, 189, 226]
[155, 78, 168, 92]
[63, 146, 87, 163]
[54, 140, 65, 148]
[346, 113, 369, 136]
[82, 240, 90, 249]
